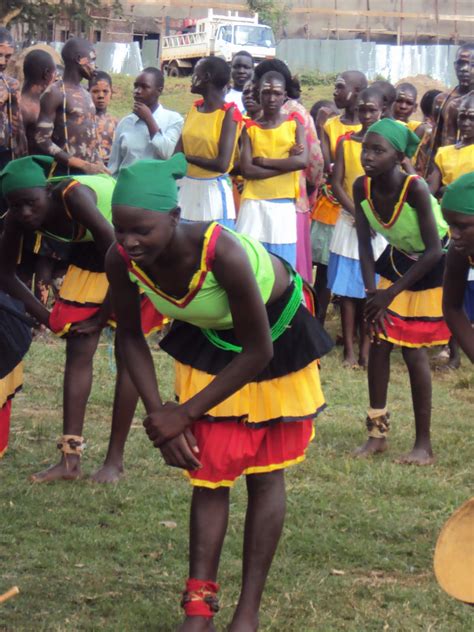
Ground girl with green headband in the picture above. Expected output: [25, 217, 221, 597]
[441, 172, 474, 363]
[0, 155, 164, 484]
[353, 118, 450, 465]
[108, 154, 332, 630]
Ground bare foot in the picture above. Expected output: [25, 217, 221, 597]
[434, 357, 461, 372]
[30, 456, 81, 483]
[342, 353, 357, 368]
[352, 437, 388, 458]
[178, 617, 216, 632]
[358, 356, 368, 369]
[90, 462, 124, 484]
[394, 446, 435, 466]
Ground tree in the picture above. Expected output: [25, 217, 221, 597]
[0, 0, 122, 40]
[246, 0, 289, 37]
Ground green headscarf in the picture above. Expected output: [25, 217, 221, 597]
[0, 155, 54, 198]
[366, 118, 420, 158]
[112, 153, 187, 213]
[442, 172, 474, 216]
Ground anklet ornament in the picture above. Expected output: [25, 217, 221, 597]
[57, 435, 85, 455]
[181, 578, 220, 618]
[366, 408, 390, 438]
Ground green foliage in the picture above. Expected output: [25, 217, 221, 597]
[1, 0, 122, 39]
[246, 0, 289, 36]
[299, 71, 338, 87]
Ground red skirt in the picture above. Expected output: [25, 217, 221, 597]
[49, 264, 167, 337]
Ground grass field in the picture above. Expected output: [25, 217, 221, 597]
[1, 77, 473, 631]
[1, 313, 473, 631]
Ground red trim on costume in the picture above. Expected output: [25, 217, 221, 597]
[384, 313, 451, 346]
[182, 578, 219, 618]
[193, 98, 204, 107]
[0, 400, 12, 458]
[222, 101, 243, 123]
[244, 118, 259, 129]
[288, 111, 305, 126]
[365, 174, 420, 229]
[116, 223, 222, 310]
[205, 223, 222, 269]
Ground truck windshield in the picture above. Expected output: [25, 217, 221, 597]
[234, 25, 275, 48]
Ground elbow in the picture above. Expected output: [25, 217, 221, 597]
[215, 158, 231, 173]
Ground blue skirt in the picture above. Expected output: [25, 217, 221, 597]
[328, 252, 366, 299]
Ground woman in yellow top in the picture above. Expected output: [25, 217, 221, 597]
[175, 57, 241, 228]
[236, 71, 308, 267]
[328, 87, 387, 367]
[429, 91, 474, 196]
[393, 82, 426, 138]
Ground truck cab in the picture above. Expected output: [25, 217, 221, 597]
[214, 22, 275, 63]
[161, 10, 276, 77]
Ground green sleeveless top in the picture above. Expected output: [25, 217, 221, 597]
[117, 222, 276, 331]
[39, 174, 115, 243]
[360, 175, 448, 253]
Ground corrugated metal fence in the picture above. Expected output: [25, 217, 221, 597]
[276, 39, 459, 85]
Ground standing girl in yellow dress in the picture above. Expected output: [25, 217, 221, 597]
[236, 71, 308, 267]
[176, 57, 241, 228]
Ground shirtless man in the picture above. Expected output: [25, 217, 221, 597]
[430, 44, 474, 154]
[34, 37, 107, 176]
[21, 49, 56, 154]
[0, 28, 26, 170]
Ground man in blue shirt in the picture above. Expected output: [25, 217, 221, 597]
[108, 67, 183, 176]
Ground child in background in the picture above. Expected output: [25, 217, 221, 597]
[413, 89, 443, 176]
[176, 57, 241, 228]
[393, 82, 425, 137]
[328, 87, 387, 367]
[371, 80, 397, 119]
[237, 71, 308, 267]
[310, 99, 339, 144]
[252, 58, 324, 283]
[89, 71, 117, 166]
[353, 119, 450, 465]
[241, 79, 261, 121]
[441, 173, 474, 364]
[312, 72, 366, 321]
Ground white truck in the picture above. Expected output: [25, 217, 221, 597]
[160, 9, 276, 77]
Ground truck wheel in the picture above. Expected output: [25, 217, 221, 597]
[168, 62, 181, 78]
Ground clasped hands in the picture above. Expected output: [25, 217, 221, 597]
[143, 402, 201, 471]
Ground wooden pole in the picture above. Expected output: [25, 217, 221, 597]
[454, 0, 458, 44]
[0, 586, 19, 605]
[366, 0, 370, 42]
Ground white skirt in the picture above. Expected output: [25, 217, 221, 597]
[236, 198, 297, 245]
[330, 210, 387, 261]
[178, 175, 236, 223]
